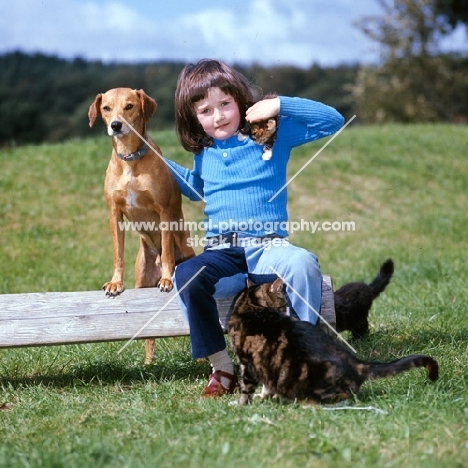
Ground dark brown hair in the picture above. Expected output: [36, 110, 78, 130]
[175, 59, 260, 154]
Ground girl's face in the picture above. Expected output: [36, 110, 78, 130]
[194, 87, 241, 141]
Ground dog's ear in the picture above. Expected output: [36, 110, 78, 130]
[88, 94, 103, 127]
[136, 89, 157, 122]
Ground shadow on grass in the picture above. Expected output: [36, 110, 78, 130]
[0, 354, 210, 390]
[2, 328, 465, 393]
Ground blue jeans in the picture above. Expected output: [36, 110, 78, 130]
[173, 239, 322, 359]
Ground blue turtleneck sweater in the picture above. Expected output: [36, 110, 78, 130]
[165, 96, 344, 238]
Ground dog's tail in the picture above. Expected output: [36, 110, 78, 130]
[368, 258, 394, 299]
[364, 355, 439, 382]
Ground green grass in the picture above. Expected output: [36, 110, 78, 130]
[0, 125, 467, 467]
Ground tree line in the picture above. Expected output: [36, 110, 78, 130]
[0, 52, 360, 146]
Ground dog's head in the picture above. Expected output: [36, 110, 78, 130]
[88, 88, 157, 137]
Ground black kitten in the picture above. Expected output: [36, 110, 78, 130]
[228, 278, 438, 405]
[335, 259, 394, 339]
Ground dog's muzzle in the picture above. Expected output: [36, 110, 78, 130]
[111, 121, 123, 132]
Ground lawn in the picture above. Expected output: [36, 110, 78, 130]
[0, 124, 467, 467]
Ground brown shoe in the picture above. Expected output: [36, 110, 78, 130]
[201, 370, 238, 398]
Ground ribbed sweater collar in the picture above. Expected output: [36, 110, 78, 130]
[212, 132, 250, 148]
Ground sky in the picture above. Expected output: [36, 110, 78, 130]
[1, 0, 466, 68]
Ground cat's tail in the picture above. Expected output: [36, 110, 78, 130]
[365, 355, 439, 381]
[368, 258, 394, 299]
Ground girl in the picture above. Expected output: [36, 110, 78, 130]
[165, 59, 344, 397]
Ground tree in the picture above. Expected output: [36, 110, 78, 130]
[352, 0, 466, 123]
[434, 0, 468, 28]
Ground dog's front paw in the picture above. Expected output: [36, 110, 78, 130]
[103, 281, 124, 296]
[158, 278, 173, 292]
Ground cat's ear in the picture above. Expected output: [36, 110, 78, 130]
[266, 119, 277, 131]
[270, 278, 284, 294]
[246, 278, 256, 288]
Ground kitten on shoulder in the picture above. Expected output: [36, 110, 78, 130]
[249, 94, 278, 160]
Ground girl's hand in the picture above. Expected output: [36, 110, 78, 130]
[246, 97, 280, 123]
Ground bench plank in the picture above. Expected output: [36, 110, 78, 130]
[0, 276, 334, 349]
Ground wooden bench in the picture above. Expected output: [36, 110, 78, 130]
[0, 276, 335, 350]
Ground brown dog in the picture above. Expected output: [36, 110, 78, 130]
[88, 88, 194, 363]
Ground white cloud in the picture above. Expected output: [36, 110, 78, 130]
[1, 0, 464, 67]
[169, 0, 371, 66]
[176, 0, 383, 66]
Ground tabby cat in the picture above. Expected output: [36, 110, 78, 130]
[228, 278, 438, 405]
[249, 94, 278, 160]
[335, 258, 394, 339]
